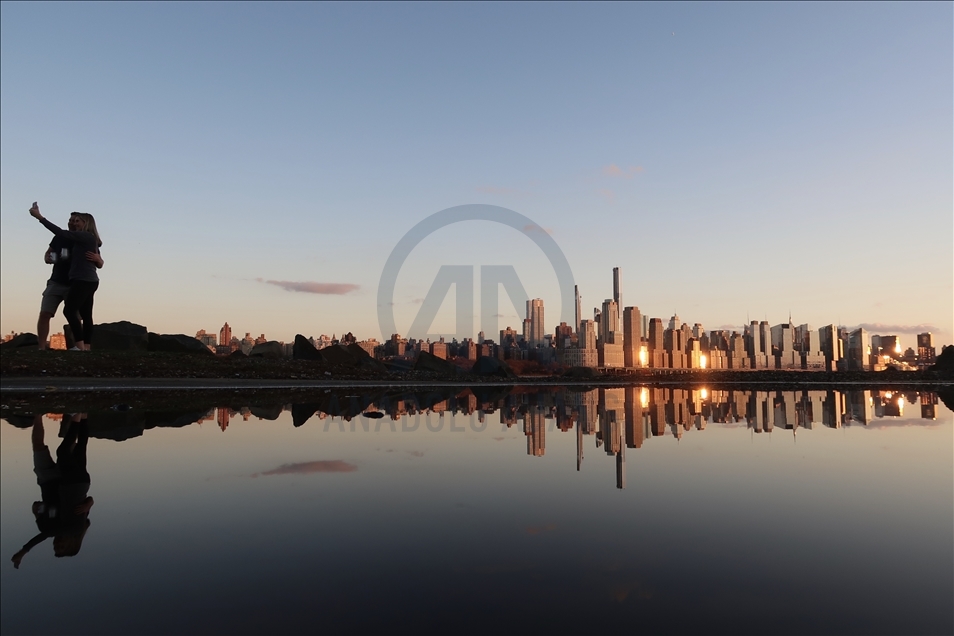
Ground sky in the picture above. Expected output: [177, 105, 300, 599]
[1, 2, 951, 347]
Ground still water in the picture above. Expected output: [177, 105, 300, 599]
[1, 386, 951, 635]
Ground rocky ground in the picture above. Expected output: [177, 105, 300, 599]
[2, 347, 951, 384]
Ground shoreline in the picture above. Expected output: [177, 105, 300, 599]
[3, 375, 952, 392]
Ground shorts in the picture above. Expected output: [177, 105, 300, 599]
[33, 447, 60, 486]
[40, 281, 70, 315]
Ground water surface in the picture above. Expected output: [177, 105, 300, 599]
[1, 386, 951, 635]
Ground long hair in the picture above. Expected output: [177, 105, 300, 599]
[77, 213, 102, 247]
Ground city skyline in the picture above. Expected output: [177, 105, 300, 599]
[1, 4, 951, 345]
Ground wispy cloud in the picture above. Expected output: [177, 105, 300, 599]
[257, 279, 359, 295]
[522, 224, 553, 235]
[602, 164, 644, 179]
[598, 188, 616, 204]
[854, 323, 940, 334]
[252, 460, 357, 477]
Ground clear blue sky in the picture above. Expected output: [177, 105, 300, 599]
[2, 3, 951, 346]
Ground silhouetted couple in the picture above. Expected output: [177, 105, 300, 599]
[30, 202, 103, 351]
[11, 414, 95, 569]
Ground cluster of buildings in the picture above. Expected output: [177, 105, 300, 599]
[194, 323, 379, 357]
[374, 267, 941, 372]
[175, 266, 945, 370]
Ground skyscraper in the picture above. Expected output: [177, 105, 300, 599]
[527, 298, 545, 346]
[574, 285, 581, 334]
[613, 267, 621, 308]
[917, 332, 936, 365]
[599, 298, 623, 367]
[623, 306, 642, 367]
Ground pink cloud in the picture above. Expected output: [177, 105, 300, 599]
[253, 460, 357, 477]
[598, 188, 616, 204]
[522, 224, 553, 235]
[258, 279, 359, 295]
[602, 164, 644, 179]
[854, 323, 939, 334]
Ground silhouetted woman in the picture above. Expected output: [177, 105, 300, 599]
[29, 203, 103, 350]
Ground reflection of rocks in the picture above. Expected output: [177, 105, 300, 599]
[0, 333, 38, 350]
[938, 387, 954, 412]
[91, 321, 149, 351]
[1, 415, 36, 428]
[291, 403, 321, 428]
[472, 356, 516, 378]
[148, 333, 213, 355]
[293, 335, 323, 361]
[85, 408, 208, 441]
[249, 341, 284, 359]
[248, 405, 283, 420]
[414, 350, 462, 375]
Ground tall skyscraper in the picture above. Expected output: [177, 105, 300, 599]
[528, 298, 545, 346]
[574, 285, 581, 334]
[623, 306, 642, 367]
[600, 299, 620, 342]
[579, 319, 598, 351]
[917, 332, 936, 365]
[613, 267, 621, 308]
[846, 329, 869, 371]
[648, 318, 665, 368]
[819, 324, 842, 371]
[599, 298, 623, 367]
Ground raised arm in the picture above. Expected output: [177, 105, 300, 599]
[30, 203, 92, 242]
[11, 532, 50, 569]
[29, 203, 66, 237]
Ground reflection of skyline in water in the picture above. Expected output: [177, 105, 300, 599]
[2, 387, 951, 635]
[6, 388, 945, 493]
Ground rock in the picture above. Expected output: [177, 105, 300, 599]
[345, 343, 388, 373]
[293, 335, 324, 360]
[414, 350, 462, 375]
[472, 355, 516, 378]
[148, 333, 214, 355]
[0, 333, 39, 350]
[91, 321, 149, 351]
[320, 345, 359, 366]
[249, 341, 284, 359]
[931, 345, 953, 374]
[383, 358, 414, 372]
[563, 366, 600, 378]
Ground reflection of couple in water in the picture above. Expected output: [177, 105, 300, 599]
[11, 415, 94, 569]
